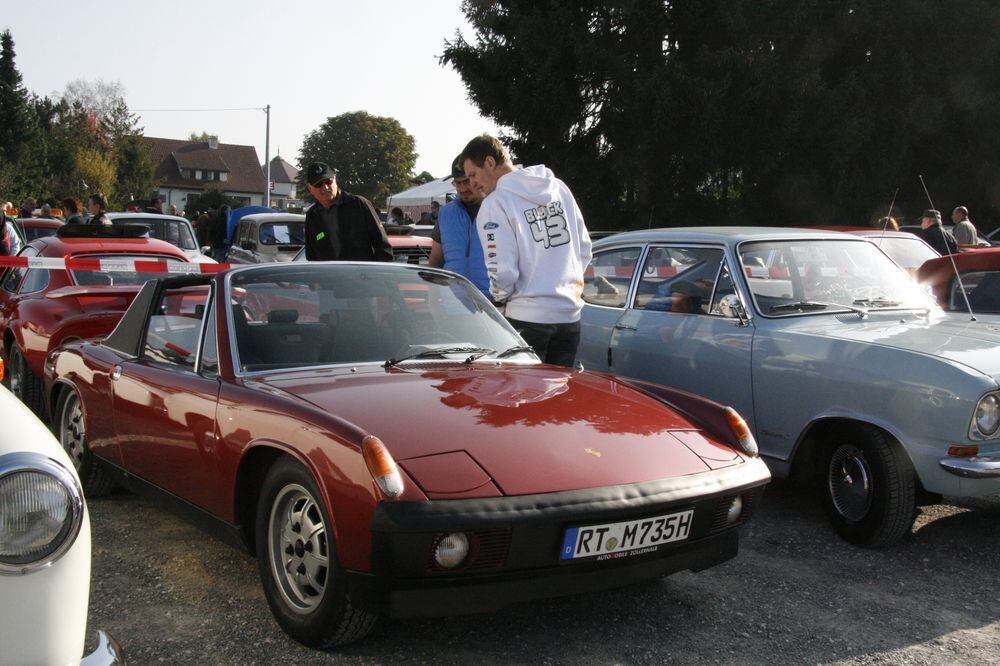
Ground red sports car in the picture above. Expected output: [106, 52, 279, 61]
[44, 262, 770, 648]
[0, 226, 190, 417]
[917, 247, 1000, 314]
[15, 217, 64, 242]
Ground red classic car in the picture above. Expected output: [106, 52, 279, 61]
[0, 226, 190, 417]
[917, 247, 1000, 313]
[15, 217, 64, 242]
[44, 262, 770, 648]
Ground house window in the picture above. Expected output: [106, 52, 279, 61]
[220, 172, 228, 182]
[195, 170, 202, 180]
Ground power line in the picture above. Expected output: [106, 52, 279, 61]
[132, 107, 265, 113]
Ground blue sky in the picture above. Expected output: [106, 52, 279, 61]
[4, 0, 500, 179]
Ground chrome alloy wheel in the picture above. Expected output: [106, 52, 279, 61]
[8, 346, 24, 399]
[267, 483, 329, 614]
[828, 444, 873, 522]
[59, 392, 87, 472]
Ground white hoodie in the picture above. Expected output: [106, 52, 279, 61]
[476, 165, 592, 324]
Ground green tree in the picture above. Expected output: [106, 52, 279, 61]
[411, 170, 436, 185]
[185, 187, 241, 218]
[298, 111, 417, 207]
[188, 131, 213, 142]
[0, 30, 32, 176]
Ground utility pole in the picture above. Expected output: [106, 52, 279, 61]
[264, 104, 271, 208]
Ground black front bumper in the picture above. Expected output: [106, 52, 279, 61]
[346, 461, 769, 618]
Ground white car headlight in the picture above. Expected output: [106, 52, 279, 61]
[0, 453, 84, 575]
[973, 394, 1000, 439]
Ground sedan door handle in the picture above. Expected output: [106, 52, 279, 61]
[111, 365, 122, 381]
[614, 323, 637, 331]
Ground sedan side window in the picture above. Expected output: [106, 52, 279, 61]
[582, 247, 640, 308]
[635, 246, 725, 315]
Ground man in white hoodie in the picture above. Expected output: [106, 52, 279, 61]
[460, 135, 592, 367]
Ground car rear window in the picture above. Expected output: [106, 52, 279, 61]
[70, 254, 186, 287]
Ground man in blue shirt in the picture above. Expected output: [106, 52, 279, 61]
[429, 155, 489, 297]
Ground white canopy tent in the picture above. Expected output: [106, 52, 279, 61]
[385, 177, 455, 223]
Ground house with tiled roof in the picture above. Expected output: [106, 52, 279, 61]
[263, 155, 303, 209]
[142, 135, 266, 213]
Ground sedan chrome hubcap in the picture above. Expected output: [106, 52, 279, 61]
[60, 394, 86, 471]
[829, 444, 873, 522]
[268, 483, 329, 614]
[9, 349, 22, 397]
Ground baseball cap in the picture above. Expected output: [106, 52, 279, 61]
[306, 162, 337, 186]
[921, 209, 942, 222]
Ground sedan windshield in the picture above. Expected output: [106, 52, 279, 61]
[228, 265, 531, 371]
[739, 239, 937, 317]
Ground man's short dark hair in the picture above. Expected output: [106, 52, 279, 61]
[460, 134, 511, 168]
[150, 196, 162, 206]
[89, 193, 108, 210]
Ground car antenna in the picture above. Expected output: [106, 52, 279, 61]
[875, 188, 898, 252]
[919, 175, 975, 321]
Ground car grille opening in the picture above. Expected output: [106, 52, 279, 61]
[426, 528, 512, 574]
[710, 490, 758, 532]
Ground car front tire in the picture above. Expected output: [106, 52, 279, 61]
[9, 343, 45, 417]
[255, 457, 376, 648]
[824, 425, 916, 547]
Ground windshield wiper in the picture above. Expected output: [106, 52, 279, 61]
[770, 301, 869, 318]
[495, 345, 538, 359]
[384, 346, 494, 368]
[853, 297, 901, 308]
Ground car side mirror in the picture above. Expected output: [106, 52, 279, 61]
[200, 245, 212, 255]
[719, 294, 750, 325]
[241, 241, 254, 250]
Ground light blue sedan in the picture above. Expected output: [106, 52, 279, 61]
[578, 227, 1000, 547]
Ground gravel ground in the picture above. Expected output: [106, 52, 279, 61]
[84, 482, 1000, 664]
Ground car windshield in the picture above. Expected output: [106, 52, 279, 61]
[70, 254, 186, 287]
[739, 239, 937, 316]
[227, 265, 531, 371]
[259, 222, 305, 246]
[866, 236, 940, 272]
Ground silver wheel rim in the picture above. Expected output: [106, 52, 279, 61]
[829, 444, 873, 522]
[59, 393, 86, 471]
[267, 483, 329, 615]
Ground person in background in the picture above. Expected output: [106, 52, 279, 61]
[195, 209, 211, 247]
[87, 193, 112, 225]
[430, 200, 440, 225]
[38, 203, 53, 219]
[460, 134, 592, 367]
[951, 206, 978, 245]
[63, 197, 85, 224]
[145, 196, 163, 214]
[168, 204, 179, 216]
[917, 209, 957, 255]
[388, 207, 407, 227]
[876, 216, 899, 231]
[429, 154, 490, 298]
[303, 162, 392, 262]
[210, 205, 230, 261]
[19, 197, 36, 219]
[1, 203, 21, 255]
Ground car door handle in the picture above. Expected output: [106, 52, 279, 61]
[111, 365, 122, 381]
[614, 323, 637, 331]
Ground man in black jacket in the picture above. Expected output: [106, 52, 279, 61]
[303, 162, 392, 262]
[917, 209, 958, 256]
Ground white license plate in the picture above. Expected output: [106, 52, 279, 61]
[560, 509, 694, 561]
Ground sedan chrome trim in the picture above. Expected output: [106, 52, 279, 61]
[79, 630, 125, 665]
[939, 454, 1000, 478]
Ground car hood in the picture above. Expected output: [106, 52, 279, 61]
[259, 365, 736, 495]
[787, 312, 1000, 380]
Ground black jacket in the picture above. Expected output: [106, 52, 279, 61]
[304, 191, 392, 262]
[918, 224, 958, 256]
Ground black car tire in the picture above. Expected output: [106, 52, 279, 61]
[824, 424, 916, 547]
[9, 343, 45, 418]
[55, 388, 115, 496]
[255, 457, 376, 648]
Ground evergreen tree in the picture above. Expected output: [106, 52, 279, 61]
[0, 30, 32, 171]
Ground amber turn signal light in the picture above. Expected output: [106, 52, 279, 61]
[724, 406, 758, 457]
[362, 435, 404, 498]
[0, 358, 4, 383]
[947, 445, 979, 457]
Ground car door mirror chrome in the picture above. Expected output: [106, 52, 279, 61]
[719, 295, 750, 326]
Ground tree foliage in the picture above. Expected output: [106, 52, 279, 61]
[0, 32, 155, 210]
[185, 188, 242, 218]
[298, 111, 417, 207]
[444, 1, 1000, 229]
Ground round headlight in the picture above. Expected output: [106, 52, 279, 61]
[0, 453, 83, 575]
[726, 495, 744, 524]
[434, 532, 470, 569]
[975, 394, 1000, 437]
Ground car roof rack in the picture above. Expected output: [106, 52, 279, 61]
[57, 224, 152, 239]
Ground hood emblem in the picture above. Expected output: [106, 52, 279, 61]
[585, 448, 602, 458]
